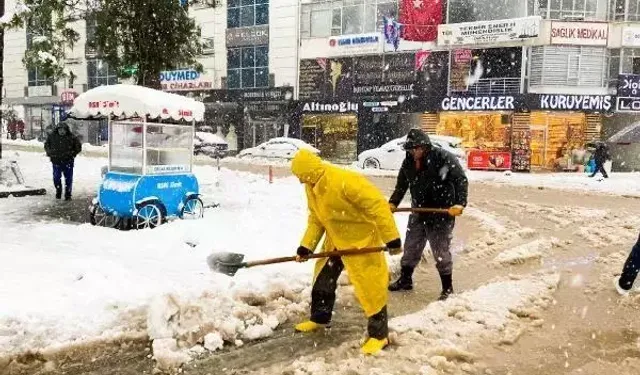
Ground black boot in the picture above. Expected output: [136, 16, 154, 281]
[438, 273, 453, 301]
[389, 266, 414, 291]
[55, 188, 62, 200]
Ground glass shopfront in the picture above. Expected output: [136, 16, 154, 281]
[436, 111, 512, 151]
[301, 114, 358, 164]
[529, 111, 586, 169]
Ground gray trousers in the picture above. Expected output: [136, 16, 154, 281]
[401, 214, 454, 275]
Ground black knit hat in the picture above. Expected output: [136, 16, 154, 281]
[403, 129, 432, 150]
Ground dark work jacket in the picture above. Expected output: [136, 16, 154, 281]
[389, 147, 469, 225]
[44, 124, 82, 164]
[594, 145, 610, 164]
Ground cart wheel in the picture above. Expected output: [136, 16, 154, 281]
[135, 203, 163, 229]
[181, 197, 204, 220]
[90, 204, 121, 228]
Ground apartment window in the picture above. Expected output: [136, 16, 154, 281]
[227, 0, 269, 28]
[539, 0, 607, 20]
[300, 0, 396, 38]
[626, 0, 640, 21]
[87, 59, 119, 89]
[28, 67, 54, 87]
[610, 0, 626, 20]
[227, 46, 269, 89]
[449, 0, 524, 23]
[530, 46, 610, 87]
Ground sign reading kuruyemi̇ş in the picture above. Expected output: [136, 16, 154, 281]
[538, 95, 613, 111]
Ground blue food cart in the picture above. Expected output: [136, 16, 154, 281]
[68, 84, 206, 229]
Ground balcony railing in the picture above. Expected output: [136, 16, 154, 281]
[450, 78, 521, 95]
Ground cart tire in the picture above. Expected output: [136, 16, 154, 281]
[135, 203, 163, 230]
[90, 204, 121, 228]
[181, 197, 204, 220]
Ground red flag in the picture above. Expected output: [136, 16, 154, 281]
[400, 0, 443, 42]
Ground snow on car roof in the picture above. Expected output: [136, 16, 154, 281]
[196, 132, 228, 145]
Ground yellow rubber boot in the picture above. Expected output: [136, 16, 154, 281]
[361, 337, 389, 355]
[294, 320, 326, 332]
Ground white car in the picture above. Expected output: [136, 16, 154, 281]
[357, 135, 467, 170]
[238, 137, 320, 160]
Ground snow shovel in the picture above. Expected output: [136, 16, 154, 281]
[207, 246, 388, 277]
[393, 207, 458, 216]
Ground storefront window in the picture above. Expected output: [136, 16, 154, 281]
[529, 112, 586, 168]
[437, 112, 511, 151]
[300, 0, 396, 38]
[87, 59, 119, 89]
[301, 114, 358, 163]
[450, 48, 522, 95]
[227, 45, 269, 89]
[227, 0, 269, 28]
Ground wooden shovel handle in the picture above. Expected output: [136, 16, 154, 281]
[394, 207, 451, 215]
[244, 246, 387, 268]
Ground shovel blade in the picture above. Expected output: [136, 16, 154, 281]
[206, 252, 246, 276]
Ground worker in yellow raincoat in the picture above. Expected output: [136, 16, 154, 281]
[290, 149, 402, 355]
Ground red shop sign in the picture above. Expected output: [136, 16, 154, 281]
[467, 150, 512, 171]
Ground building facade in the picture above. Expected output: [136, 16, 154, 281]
[4, 0, 640, 169]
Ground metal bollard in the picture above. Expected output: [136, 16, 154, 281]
[268, 165, 273, 184]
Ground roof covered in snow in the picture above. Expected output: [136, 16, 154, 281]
[68, 84, 205, 122]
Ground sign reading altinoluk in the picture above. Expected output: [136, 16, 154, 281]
[437, 16, 541, 47]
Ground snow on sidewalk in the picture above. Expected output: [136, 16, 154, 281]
[0, 151, 411, 369]
[256, 272, 559, 375]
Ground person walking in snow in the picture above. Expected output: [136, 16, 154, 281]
[291, 149, 402, 355]
[44, 122, 82, 200]
[614, 232, 640, 295]
[589, 142, 610, 179]
[388, 129, 468, 301]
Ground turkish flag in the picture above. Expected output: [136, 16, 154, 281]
[400, 0, 443, 42]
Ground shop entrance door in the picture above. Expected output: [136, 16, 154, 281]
[530, 125, 548, 167]
[248, 121, 278, 147]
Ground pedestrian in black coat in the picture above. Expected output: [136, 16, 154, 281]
[388, 129, 468, 300]
[589, 142, 610, 179]
[44, 122, 82, 200]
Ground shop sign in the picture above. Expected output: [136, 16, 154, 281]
[146, 165, 189, 174]
[27, 85, 52, 97]
[616, 73, 640, 112]
[550, 21, 608, 46]
[353, 84, 413, 95]
[202, 87, 294, 102]
[60, 89, 78, 105]
[467, 150, 512, 171]
[160, 69, 213, 92]
[622, 26, 640, 47]
[301, 101, 358, 113]
[537, 94, 613, 111]
[437, 16, 541, 47]
[328, 33, 383, 56]
[440, 95, 516, 111]
[226, 25, 269, 47]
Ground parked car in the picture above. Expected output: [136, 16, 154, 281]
[238, 137, 320, 160]
[357, 135, 467, 170]
[194, 132, 228, 158]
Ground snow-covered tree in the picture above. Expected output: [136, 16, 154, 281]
[0, 0, 219, 87]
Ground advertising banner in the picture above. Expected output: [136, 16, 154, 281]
[327, 33, 383, 57]
[437, 16, 540, 47]
[616, 73, 640, 113]
[467, 150, 512, 170]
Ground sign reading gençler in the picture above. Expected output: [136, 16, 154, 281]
[550, 21, 608, 46]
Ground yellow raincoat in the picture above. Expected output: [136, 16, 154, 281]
[291, 149, 400, 317]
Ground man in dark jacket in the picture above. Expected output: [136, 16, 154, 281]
[388, 129, 468, 300]
[589, 142, 610, 179]
[44, 122, 82, 200]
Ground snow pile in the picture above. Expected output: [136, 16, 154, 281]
[259, 272, 560, 375]
[147, 279, 310, 371]
[575, 214, 640, 248]
[493, 238, 556, 265]
[502, 200, 608, 228]
[222, 156, 292, 167]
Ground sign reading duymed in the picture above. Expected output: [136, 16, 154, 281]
[160, 69, 213, 91]
[226, 25, 269, 47]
